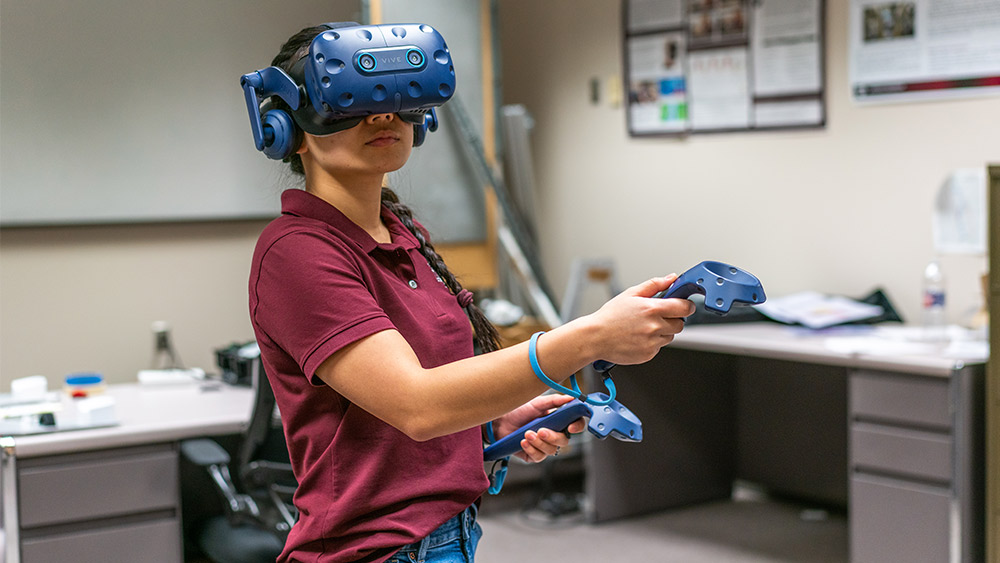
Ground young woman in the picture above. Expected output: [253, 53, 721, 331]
[248, 24, 694, 563]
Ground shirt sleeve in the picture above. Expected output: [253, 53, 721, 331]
[251, 230, 396, 383]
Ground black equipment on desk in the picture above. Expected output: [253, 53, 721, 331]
[216, 341, 261, 386]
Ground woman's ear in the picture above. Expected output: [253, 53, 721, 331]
[296, 135, 310, 156]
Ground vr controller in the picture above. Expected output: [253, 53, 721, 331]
[241, 22, 456, 160]
[593, 261, 766, 372]
[483, 393, 642, 461]
[483, 261, 765, 467]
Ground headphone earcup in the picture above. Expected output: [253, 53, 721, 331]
[412, 109, 438, 147]
[412, 122, 428, 147]
[261, 110, 299, 160]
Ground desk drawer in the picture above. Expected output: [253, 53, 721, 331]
[850, 474, 950, 563]
[18, 444, 178, 528]
[21, 517, 181, 563]
[851, 423, 951, 483]
[850, 370, 950, 429]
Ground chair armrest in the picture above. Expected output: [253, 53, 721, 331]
[181, 438, 259, 522]
[181, 438, 230, 467]
[243, 460, 296, 489]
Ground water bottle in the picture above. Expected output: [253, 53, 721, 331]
[922, 261, 947, 341]
[151, 320, 183, 369]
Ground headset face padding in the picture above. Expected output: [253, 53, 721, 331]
[241, 22, 455, 160]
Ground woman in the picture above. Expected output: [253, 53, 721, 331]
[248, 24, 694, 563]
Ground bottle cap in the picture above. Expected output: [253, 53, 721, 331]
[65, 373, 104, 386]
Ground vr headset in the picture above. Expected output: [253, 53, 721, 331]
[241, 22, 456, 160]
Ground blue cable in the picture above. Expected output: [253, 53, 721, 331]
[528, 331, 616, 406]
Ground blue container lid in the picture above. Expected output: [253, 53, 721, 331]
[65, 373, 103, 386]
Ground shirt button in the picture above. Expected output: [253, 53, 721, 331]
[408, 280, 418, 289]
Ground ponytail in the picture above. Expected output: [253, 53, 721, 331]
[380, 187, 501, 354]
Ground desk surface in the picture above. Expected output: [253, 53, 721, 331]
[672, 323, 988, 377]
[2, 382, 254, 459]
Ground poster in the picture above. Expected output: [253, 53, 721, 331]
[627, 31, 690, 133]
[624, 0, 825, 136]
[849, 0, 1000, 102]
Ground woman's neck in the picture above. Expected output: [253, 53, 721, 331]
[306, 173, 391, 243]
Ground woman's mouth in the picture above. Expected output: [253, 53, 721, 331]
[366, 131, 400, 147]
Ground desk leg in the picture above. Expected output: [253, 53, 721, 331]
[1, 437, 20, 563]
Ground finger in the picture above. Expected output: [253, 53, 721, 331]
[526, 429, 562, 456]
[537, 428, 572, 446]
[531, 393, 575, 413]
[519, 433, 549, 463]
[626, 274, 677, 298]
[649, 297, 697, 319]
[566, 418, 587, 434]
[516, 440, 544, 463]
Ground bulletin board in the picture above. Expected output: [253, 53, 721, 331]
[623, 0, 826, 136]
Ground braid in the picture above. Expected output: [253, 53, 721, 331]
[381, 188, 501, 354]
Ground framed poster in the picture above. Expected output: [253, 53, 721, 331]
[848, 0, 1000, 102]
[624, 0, 826, 136]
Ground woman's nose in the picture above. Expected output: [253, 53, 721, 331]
[365, 113, 395, 123]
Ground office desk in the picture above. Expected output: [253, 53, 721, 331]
[588, 323, 986, 563]
[1, 382, 254, 563]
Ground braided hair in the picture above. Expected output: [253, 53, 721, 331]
[380, 187, 501, 354]
[271, 25, 501, 355]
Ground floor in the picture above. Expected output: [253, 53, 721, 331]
[475, 483, 848, 563]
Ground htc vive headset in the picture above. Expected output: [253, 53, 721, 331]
[241, 22, 456, 160]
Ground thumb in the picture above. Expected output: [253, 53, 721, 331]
[531, 393, 575, 412]
[627, 274, 678, 298]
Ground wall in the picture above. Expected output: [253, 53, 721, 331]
[1, 222, 266, 385]
[495, 0, 996, 325]
[0, 0, 361, 388]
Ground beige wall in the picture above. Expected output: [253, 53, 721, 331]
[1, 222, 267, 387]
[496, 0, 995, 323]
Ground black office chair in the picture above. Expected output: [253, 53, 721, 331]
[181, 346, 297, 563]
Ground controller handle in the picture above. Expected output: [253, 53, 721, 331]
[483, 393, 642, 461]
[593, 261, 765, 373]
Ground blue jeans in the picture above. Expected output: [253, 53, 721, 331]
[386, 505, 482, 563]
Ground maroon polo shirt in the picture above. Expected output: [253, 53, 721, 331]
[249, 189, 489, 563]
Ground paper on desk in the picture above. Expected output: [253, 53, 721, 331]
[754, 291, 884, 329]
[824, 325, 989, 360]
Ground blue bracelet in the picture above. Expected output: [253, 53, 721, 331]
[528, 331, 618, 406]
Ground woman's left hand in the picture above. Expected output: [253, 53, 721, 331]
[493, 394, 587, 463]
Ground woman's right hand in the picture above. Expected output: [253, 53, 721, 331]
[583, 275, 696, 366]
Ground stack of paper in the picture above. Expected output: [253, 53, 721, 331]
[755, 291, 884, 329]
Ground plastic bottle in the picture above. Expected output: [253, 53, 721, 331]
[922, 261, 947, 341]
[151, 320, 183, 369]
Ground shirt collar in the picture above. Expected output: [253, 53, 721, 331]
[280, 189, 420, 254]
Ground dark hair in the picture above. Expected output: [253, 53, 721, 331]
[270, 25, 326, 175]
[272, 26, 500, 355]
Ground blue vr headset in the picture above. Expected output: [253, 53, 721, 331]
[241, 22, 456, 160]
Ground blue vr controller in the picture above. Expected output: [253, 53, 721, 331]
[483, 393, 642, 461]
[592, 260, 766, 372]
[482, 261, 764, 467]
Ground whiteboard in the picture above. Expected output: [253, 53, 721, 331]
[376, 0, 489, 243]
[0, 0, 360, 226]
